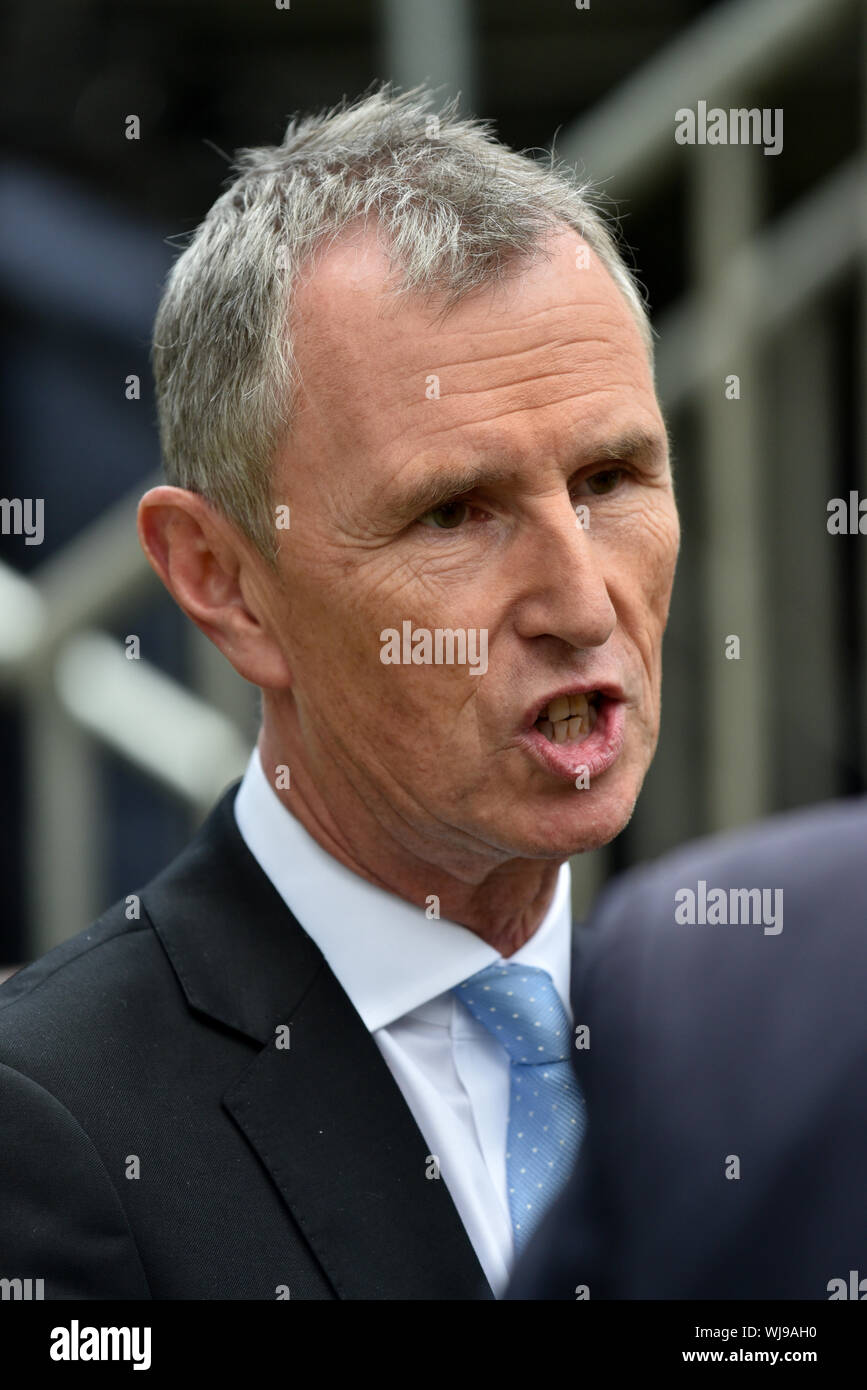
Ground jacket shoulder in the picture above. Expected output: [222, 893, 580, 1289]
[0, 784, 244, 1045]
[0, 904, 153, 1024]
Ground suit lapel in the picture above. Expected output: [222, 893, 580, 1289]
[143, 785, 493, 1300]
[224, 961, 492, 1299]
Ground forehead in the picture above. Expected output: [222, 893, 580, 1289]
[288, 225, 658, 464]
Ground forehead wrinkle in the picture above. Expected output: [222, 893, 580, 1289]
[415, 358, 638, 404]
[412, 382, 657, 443]
[379, 340, 651, 432]
[373, 378, 663, 464]
[384, 330, 650, 408]
[395, 342, 642, 397]
[385, 296, 634, 349]
[380, 311, 642, 381]
[298, 261, 649, 429]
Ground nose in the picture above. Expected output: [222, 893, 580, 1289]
[510, 498, 617, 651]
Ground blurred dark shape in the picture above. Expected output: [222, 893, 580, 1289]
[508, 795, 867, 1299]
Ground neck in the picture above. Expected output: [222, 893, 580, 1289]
[257, 713, 565, 957]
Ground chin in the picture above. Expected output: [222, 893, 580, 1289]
[493, 765, 646, 859]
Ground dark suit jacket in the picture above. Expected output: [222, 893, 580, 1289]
[507, 796, 867, 1300]
[0, 784, 496, 1299]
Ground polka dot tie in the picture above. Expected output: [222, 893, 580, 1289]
[453, 962, 586, 1255]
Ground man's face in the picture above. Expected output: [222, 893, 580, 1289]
[265, 227, 679, 865]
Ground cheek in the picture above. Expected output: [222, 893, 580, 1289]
[611, 503, 679, 619]
[655, 509, 681, 605]
[290, 599, 476, 749]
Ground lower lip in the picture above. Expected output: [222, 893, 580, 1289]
[517, 698, 627, 783]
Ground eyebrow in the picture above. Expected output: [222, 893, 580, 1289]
[379, 426, 669, 526]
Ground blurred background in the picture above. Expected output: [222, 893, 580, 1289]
[0, 0, 865, 964]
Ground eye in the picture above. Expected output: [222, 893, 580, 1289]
[419, 499, 470, 530]
[584, 467, 625, 496]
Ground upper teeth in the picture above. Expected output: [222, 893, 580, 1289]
[536, 692, 598, 744]
[544, 693, 590, 723]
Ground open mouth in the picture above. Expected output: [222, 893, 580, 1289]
[533, 691, 601, 745]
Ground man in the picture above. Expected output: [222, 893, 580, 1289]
[0, 87, 679, 1298]
[507, 796, 867, 1300]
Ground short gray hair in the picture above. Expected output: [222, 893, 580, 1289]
[153, 85, 653, 566]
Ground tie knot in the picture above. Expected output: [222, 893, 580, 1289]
[453, 962, 571, 1065]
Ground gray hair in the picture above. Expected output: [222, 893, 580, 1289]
[152, 85, 653, 566]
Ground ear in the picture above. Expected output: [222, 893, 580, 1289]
[137, 485, 291, 690]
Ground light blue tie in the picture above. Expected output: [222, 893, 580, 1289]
[453, 962, 586, 1254]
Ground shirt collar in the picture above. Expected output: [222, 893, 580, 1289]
[234, 748, 573, 1033]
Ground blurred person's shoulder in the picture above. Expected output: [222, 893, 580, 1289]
[574, 795, 867, 1054]
[582, 793, 867, 951]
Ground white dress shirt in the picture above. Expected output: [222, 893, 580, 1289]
[233, 747, 574, 1297]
